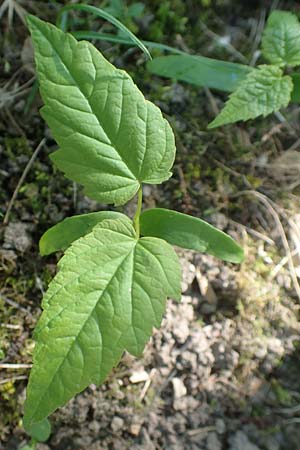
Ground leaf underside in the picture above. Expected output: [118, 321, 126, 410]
[140, 208, 244, 263]
[24, 218, 181, 427]
[208, 65, 293, 128]
[27, 15, 175, 206]
[262, 10, 300, 67]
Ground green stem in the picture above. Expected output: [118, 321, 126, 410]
[30, 438, 37, 449]
[133, 186, 143, 239]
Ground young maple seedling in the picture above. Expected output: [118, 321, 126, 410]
[24, 16, 244, 432]
[148, 10, 300, 128]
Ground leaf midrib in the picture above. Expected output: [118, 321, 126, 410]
[28, 242, 137, 424]
[35, 20, 137, 182]
[38, 237, 135, 334]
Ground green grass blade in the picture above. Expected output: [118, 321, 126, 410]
[72, 30, 184, 54]
[58, 11, 68, 32]
[24, 79, 39, 115]
[56, 3, 151, 60]
[291, 73, 300, 103]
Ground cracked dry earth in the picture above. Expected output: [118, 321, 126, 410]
[8, 235, 299, 450]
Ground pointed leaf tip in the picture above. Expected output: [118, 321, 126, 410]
[24, 218, 181, 426]
[140, 208, 244, 263]
[27, 17, 176, 206]
[262, 10, 300, 67]
[39, 211, 129, 255]
[208, 65, 292, 128]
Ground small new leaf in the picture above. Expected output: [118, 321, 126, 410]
[262, 10, 300, 67]
[24, 218, 181, 427]
[27, 16, 175, 206]
[140, 208, 244, 263]
[208, 65, 293, 128]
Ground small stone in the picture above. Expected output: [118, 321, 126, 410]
[173, 395, 199, 411]
[262, 435, 280, 450]
[142, 185, 152, 197]
[112, 441, 126, 450]
[196, 269, 218, 305]
[254, 346, 267, 359]
[129, 370, 149, 384]
[129, 421, 143, 436]
[212, 343, 239, 371]
[172, 377, 187, 399]
[177, 350, 197, 371]
[111, 416, 124, 432]
[172, 319, 190, 344]
[267, 337, 284, 357]
[190, 330, 210, 353]
[4, 222, 32, 252]
[0, 248, 17, 261]
[229, 431, 262, 450]
[215, 418, 226, 434]
[206, 431, 222, 450]
[157, 342, 175, 366]
[36, 445, 51, 450]
[180, 257, 196, 293]
[88, 421, 101, 433]
[200, 302, 217, 315]
[210, 212, 229, 230]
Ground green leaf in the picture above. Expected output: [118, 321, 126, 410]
[140, 208, 244, 263]
[25, 418, 51, 442]
[208, 65, 293, 128]
[291, 73, 300, 103]
[27, 16, 175, 206]
[24, 218, 181, 427]
[128, 2, 145, 18]
[39, 211, 128, 255]
[103, 0, 124, 20]
[147, 54, 252, 92]
[262, 10, 300, 67]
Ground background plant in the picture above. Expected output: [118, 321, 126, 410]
[147, 9, 300, 127]
[51, 6, 300, 129]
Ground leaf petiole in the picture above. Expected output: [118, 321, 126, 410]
[133, 186, 143, 239]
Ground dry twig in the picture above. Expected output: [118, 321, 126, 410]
[0, 375, 27, 385]
[0, 363, 32, 369]
[3, 138, 46, 225]
[0, 294, 32, 316]
[234, 190, 300, 301]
